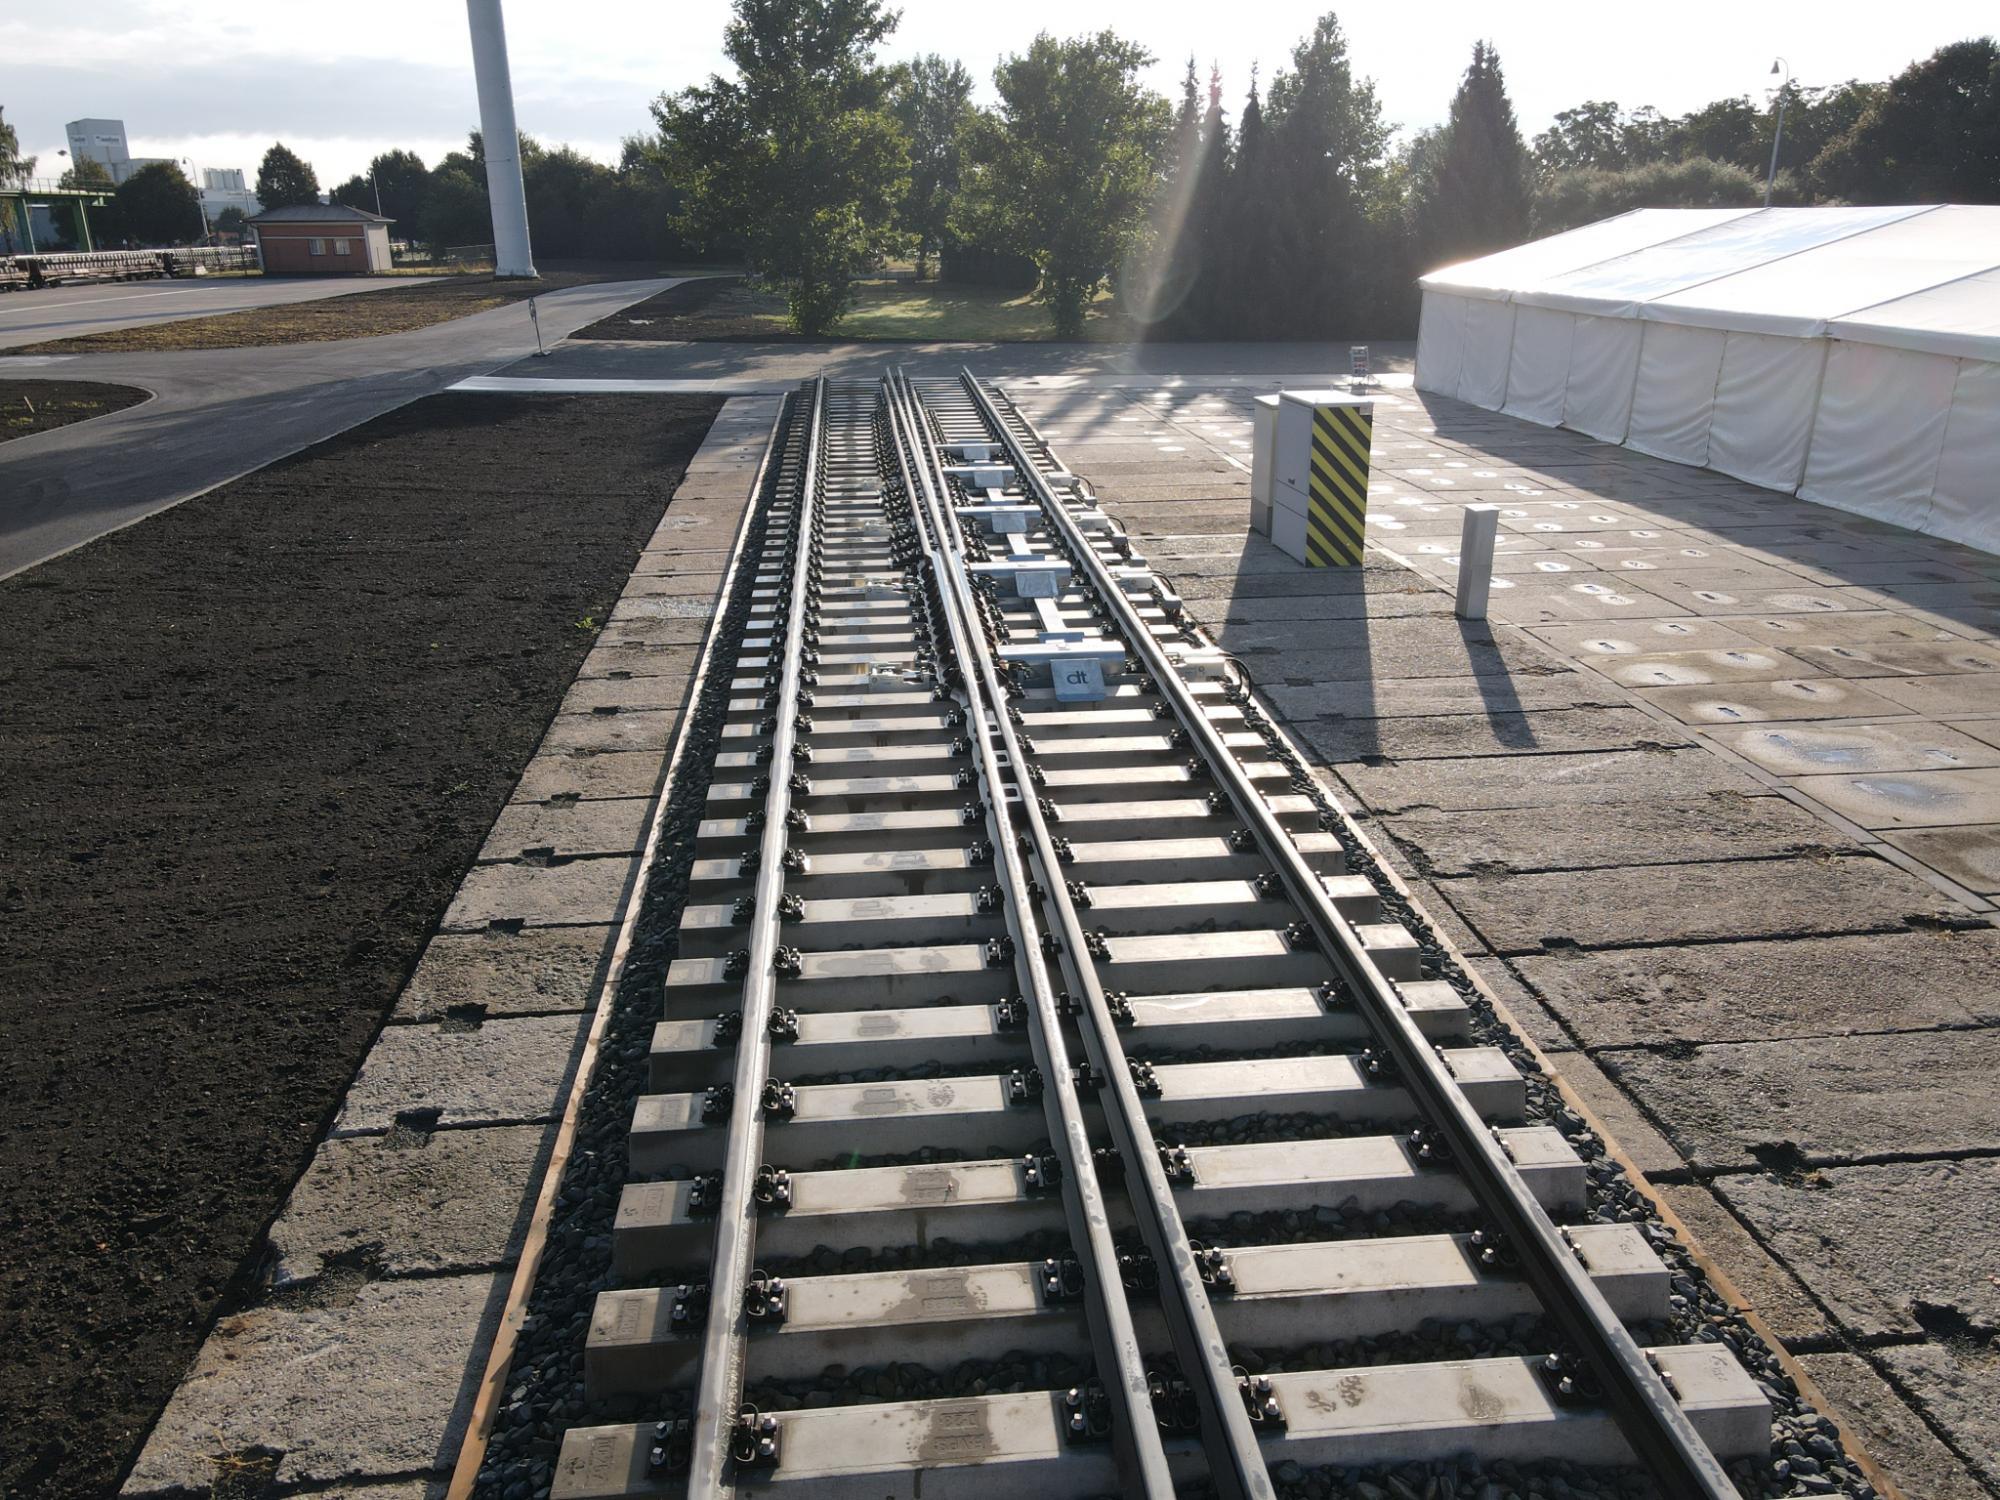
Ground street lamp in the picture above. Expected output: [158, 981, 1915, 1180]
[1764, 58, 1791, 209]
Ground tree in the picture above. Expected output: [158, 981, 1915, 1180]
[1263, 13, 1394, 335]
[1218, 69, 1278, 335]
[421, 160, 491, 252]
[255, 142, 320, 209]
[1411, 41, 1531, 273]
[888, 54, 974, 279]
[959, 31, 1168, 337]
[330, 150, 431, 228]
[1667, 95, 1761, 170]
[1533, 100, 1627, 174]
[0, 106, 33, 184]
[524, 143, 616, 258]
[215, 205, 248, 237]
[1167, 65, 1233, 335]
[654, 0, 910, 334]
[113, 161, 202, 245]
[1813, 38, 2000, 203]
[58, 156, 115, 191]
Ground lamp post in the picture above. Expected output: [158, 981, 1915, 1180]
[1764, 58, 1791, 209]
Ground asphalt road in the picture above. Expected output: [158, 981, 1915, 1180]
[0, 274, 408, 350]
[0, 277, 686, 576]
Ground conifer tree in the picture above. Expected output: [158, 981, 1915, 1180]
[1411, 40, 1531, 270]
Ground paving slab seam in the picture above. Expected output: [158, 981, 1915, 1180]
[118, 394, 774, 1500]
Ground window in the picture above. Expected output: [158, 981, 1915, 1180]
[308, 238, 325, 255]
[333, 239, 352, 255]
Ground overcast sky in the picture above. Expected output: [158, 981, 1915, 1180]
[3, 1, 1991, 188]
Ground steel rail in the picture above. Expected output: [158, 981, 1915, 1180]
[893, 370, 1272, 1500]
[959, 369, 1742, 1499]
[879, 372, 1180, 1496]
[684, 377, 825, 1499]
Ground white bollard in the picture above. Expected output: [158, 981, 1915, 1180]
[1455, 505, 1498, 620]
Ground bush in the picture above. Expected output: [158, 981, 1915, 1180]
[1533, 156, 1802, 235]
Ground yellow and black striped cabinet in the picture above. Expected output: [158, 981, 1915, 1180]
[1269, 392, 1374, 568]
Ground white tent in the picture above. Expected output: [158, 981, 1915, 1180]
[1414, 206, 2000, 554]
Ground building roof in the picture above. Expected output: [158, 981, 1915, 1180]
[246, 203, 392, 225]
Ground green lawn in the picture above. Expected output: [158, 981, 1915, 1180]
[584, 274, 1134, 343]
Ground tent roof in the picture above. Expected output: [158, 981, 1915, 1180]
[1829, 264, 2000, 362]
[1422, 205, 2000, 362]
[1513, 206, 1934, 317]
[1417, 208, 1757, 299]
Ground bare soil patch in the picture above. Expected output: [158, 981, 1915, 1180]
[0, 379, 150, 441]
[0, 392, 720, 1499]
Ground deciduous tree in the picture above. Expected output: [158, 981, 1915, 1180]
[113, 161, 202, 244]
[59, 156, 115, 191]
[255, 142, 320, 209]
[1813, 39, 2000, 203]
[654, 0, 910, 334]
[0, 106, 33, 184]
[889, 54, 973, 279]
[959, 30, 1169, 337]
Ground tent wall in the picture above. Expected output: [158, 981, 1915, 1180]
[1705, 334, 1826, 491]
[1800, 342, 1959, 532]
[1560, 316, 1641, 442]
[1626, 323, 1726, 466]
[1502, 306, 1573, 425]
[1414, 292, 1469, 399]
[1458, 298, 1516, 409]
[1924, 360, 2000, 553]
[1416, 207, 2000, 556]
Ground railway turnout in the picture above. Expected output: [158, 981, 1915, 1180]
[520, 372, 1777, 1499]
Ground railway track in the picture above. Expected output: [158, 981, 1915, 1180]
[526, 371, 1776, 1499]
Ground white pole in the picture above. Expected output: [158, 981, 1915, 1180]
[1455, 505, 1498, 620]
[466, 0, 537, 278]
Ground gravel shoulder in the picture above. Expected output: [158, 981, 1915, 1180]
[1, 378, 150, 441]
[0, 391, 721, 1500]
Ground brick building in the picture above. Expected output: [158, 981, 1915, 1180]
[247, 203, 393, 275]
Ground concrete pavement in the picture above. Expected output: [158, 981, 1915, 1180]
[0, 277, 685, 577]
[0, 273, 410, 350]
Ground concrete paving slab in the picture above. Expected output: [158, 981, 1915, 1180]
[479, 796, 652, 863]
[1622, 585, 1860, 617]
[394, 926, 612, 1022]
[1717, 1159, 2000, 1339]
[1526, 618, 1772, 655]
[1386, 793, 1847, 879]
[1654, 1183, 1830, 1344]
[267, 1123, 553, 1284]
[561, 673, 694, 714]
[1798, 1354, 1993, 1500]
[1883, 825, 2000, 895]
[1870, 673, 2000, 717]
[1790, 767, 2000, 830]
[1599, 1028, 2000, 1170]
[1789, 639, 2000, 678]
[1877, 1345, 2000, 1495]
[539, 707, 680, 756]
[576, 643, 703, 680]
[596, 617, 714, 649]
[1337, 747, 1758, 814]
[332, 1014, 588, 1135]
[1265, 672, 1616, 725]
[1513, 928, 1998, 1048]
[122, 1272, 501, 1494]
[1484, 580, 1699, 623]
[512, 750, 664, 802]
[1707, 722, 2000, 778]
[1537, 1047, 1687, 1178]
[1297, 706, 1674, 763]
[1634, 677, 1909, 725]
[442, 854, 636, 929]
[1437, 853, 1959, 955]
[1592, 646, 1823, 688]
